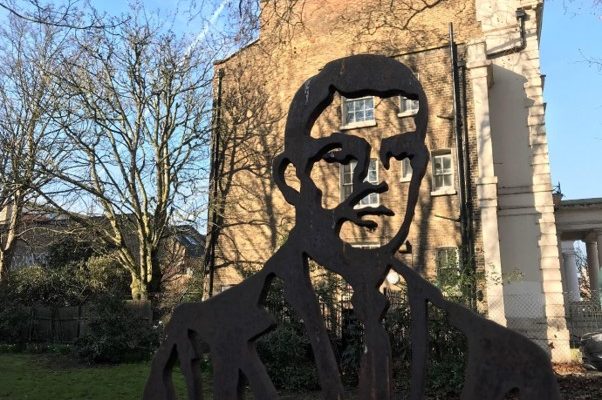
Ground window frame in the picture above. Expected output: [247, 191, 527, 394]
[340, 96, 377, 130]
[435, 247, 461, 295]
[397, 72, 420, 117]
[398, 96, 420, 117]
[431, 150, 456, 196]
[339, 158, 380, 208]
[340, 161, 355, 203]
[400, 157, 412, 182]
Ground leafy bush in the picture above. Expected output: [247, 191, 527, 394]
[256, 271, 468, 395]
[385, 296, 467, 397]
[338, 310, 363, 386]
[46, 237, 95, 270]
[2, 237, 128, 307]
[257, 278, 320, 391]
[256, 323, 320, 391]
[7, 265, 87, 306]
[3, 255, 128, 308]
[0, 294, 31, 346]
[0, 252, 130, 349]
[84, 255, 130, 296]
[425, 306, 467, 396]
[74, 295, 159, 364]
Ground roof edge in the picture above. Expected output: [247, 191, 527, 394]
[214, 37, 260, 66]
[559, 197, 602, 207]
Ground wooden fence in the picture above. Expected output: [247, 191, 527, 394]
[19, 301, 152, 344]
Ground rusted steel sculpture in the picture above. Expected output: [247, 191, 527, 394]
[143, 54, 560, 400]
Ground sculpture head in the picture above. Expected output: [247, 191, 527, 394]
[273, 54, 429, 254]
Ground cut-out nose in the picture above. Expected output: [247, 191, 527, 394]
[372, 181, 389, 194]
[355, 180, 388, 194]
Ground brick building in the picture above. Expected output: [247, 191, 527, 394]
[205, 0, 572, 362]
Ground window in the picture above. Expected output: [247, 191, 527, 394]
[341, 96, 375, 128]
[436, 247, 460, 294]
[398, 72, 420, 116]
[398, 96, 419, 116]
[340, 159, 379, 207]
[400, 158, 412, 182]
[340, 162, 354, 201]
[432, 151, 454, 194]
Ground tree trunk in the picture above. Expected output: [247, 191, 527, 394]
[0, 233, 17, 283]
[129, 251, 161, 301]
[149, 248, 162, 295]
[130, 273, 144, 300]
[0, 251, 10, 282]
[0, 196, 23, 282]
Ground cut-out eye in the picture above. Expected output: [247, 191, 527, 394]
[323, 148, 343, 163]
[284, 161, 300, 192]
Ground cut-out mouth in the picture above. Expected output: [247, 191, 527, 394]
[350, 205, 394, 230]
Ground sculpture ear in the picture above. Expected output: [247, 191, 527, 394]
[273, 153, 300, 206]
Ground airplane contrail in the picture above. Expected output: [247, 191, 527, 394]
[185, 0, 230, 58]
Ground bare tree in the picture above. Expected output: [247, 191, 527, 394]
[39, 10, 214, 300]
[0, 0, 120, 30]
[561, 0, 602, 71]
[0, 14, 67, 280]
[575, 246, 592, 300]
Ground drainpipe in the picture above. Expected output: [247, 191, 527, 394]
[204, 68, 225, 298]
[449, 24, 475, 304]
[459, 54, 474, 269]
[486, 8, 527, 59]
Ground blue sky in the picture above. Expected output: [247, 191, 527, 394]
[541, 1, 602, 200]
[101, 0, 600, 201]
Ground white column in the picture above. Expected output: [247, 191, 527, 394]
[586, 238, 600, 302]
[561, 241, 580, 302]
[467, 40, 506, 327]
[597, 231, 602, 301]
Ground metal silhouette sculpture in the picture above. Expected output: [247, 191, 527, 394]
[143, 54, 560, 400]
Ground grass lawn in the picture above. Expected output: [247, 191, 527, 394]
[0, 353, 190, 400]
[0, 353, 320, 400]
[7, 352, 599, 400]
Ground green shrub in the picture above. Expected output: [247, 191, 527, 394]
[0, 254, 129, 348]
[256, 278, 320, 391]
[256, 323, 320, 391]
[2, 238, 128, 308]
[384, 301, 412, 392]
[338, 311, 363, 386]
[385, 298, 467, 397]
[74, 295, 159, 364]
[257, 273, 468, 395]
[46, 237, 95, 270]
[0, 298, 31, 346]
[3, 254, 128, 308]
[84, 255, 129, 296]
[426, 307, 467, 396]
[7, 265, 87, 306]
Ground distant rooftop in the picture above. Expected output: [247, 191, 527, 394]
[559, 197, 602, 207]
